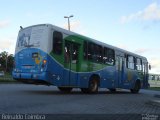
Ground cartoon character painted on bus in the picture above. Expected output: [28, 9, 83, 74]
[18, 33, 30, 47]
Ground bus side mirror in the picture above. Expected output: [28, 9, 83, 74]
[149, 64, 151, 70]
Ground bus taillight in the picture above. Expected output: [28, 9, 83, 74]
[43, 60, 47, 65]
[42, 60, 47, 68]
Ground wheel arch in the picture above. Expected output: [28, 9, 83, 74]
[135, 79, 141, 88]
[132, 79, 141, 90]
[89, 74, 100, 86]
[135, 79, 141, 86]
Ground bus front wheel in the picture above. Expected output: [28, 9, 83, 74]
[130, 81, 141, 93]
[58, 87, 73, 93]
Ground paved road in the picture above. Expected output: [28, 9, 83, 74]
[0, 84, 159, 115]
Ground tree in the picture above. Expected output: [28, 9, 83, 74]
[7, 54, 14, 72]
[0, 51, 14, 72]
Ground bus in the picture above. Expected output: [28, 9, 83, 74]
[148, 74, 160, 87]
[12, 24, 150, 93]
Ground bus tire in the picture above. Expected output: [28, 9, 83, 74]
[109, 88, 116, 92]
[81, 77, 99, 94]
[130, 80, 141, 94]
[58, 87, 72, 93]
[81, 88, 89, 93]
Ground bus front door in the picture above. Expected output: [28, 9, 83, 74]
[116, 56, 124, 87]
[142, 63, 148, 88]
[63, 41, 80, 86]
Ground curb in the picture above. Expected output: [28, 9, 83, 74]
[146, 100, 160, 107]
[154, 94, 160, 98]
[0, 80, 21, 84]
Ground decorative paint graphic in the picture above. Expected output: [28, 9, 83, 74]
[35, 53, 42, 65]
[18, 27, 43, 48]
[18, 28, 32, 47]
[127, 70, 132, 81]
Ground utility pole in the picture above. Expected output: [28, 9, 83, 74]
[64, 15, 74, 31]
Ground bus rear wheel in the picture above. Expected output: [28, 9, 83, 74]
[81, 78, 99, 94]
[58, 87, 73, 93]
[130, 81, 141, 94]
[109, 88, 116, 92]
[81, 88, 89, 93]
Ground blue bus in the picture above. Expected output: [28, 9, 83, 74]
[12, 24, 150, 93]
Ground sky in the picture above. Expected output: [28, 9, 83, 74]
[0, 0, 160, 74]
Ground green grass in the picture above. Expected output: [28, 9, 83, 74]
[148, 87, 160, 91]
[0, 72, 17, 83]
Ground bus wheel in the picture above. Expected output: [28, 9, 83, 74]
[81, 88, 89, 93]
[109, 88, 116, 92]
[89, 77, 99, 93]
[130, 81, 141, 94]
[81, 77, 99, 94]
[58, 87, 73, 93]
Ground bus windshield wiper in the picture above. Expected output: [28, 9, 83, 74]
[24, 44, 34, 48]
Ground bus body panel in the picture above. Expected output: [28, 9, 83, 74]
[13, 24, 149, 91]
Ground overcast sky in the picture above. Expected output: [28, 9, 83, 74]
[0, 0, 160, 74]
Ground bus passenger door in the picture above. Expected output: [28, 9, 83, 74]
[63, 41, 80, 86]
[116, 56, 124, 87]
[142, 63, 148, 88]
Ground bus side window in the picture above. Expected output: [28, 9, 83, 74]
[108, 49, 115, 65]
[88, 42, 94, 61]
[103, 47, 107, 64]
[94, 44, 103, 63]
[87, 42, 103, 63]
[52, 31, 63, 55]
[127, 55, 135, 69]
[97, 45, 103, 63]
[136, 58, 142, 71]
[103, 47, 115, 65]
[83, 41, 88, 60]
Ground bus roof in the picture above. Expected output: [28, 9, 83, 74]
[22, 24, 147, 61]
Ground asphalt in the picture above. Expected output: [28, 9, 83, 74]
[0, 84, 159, 120]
